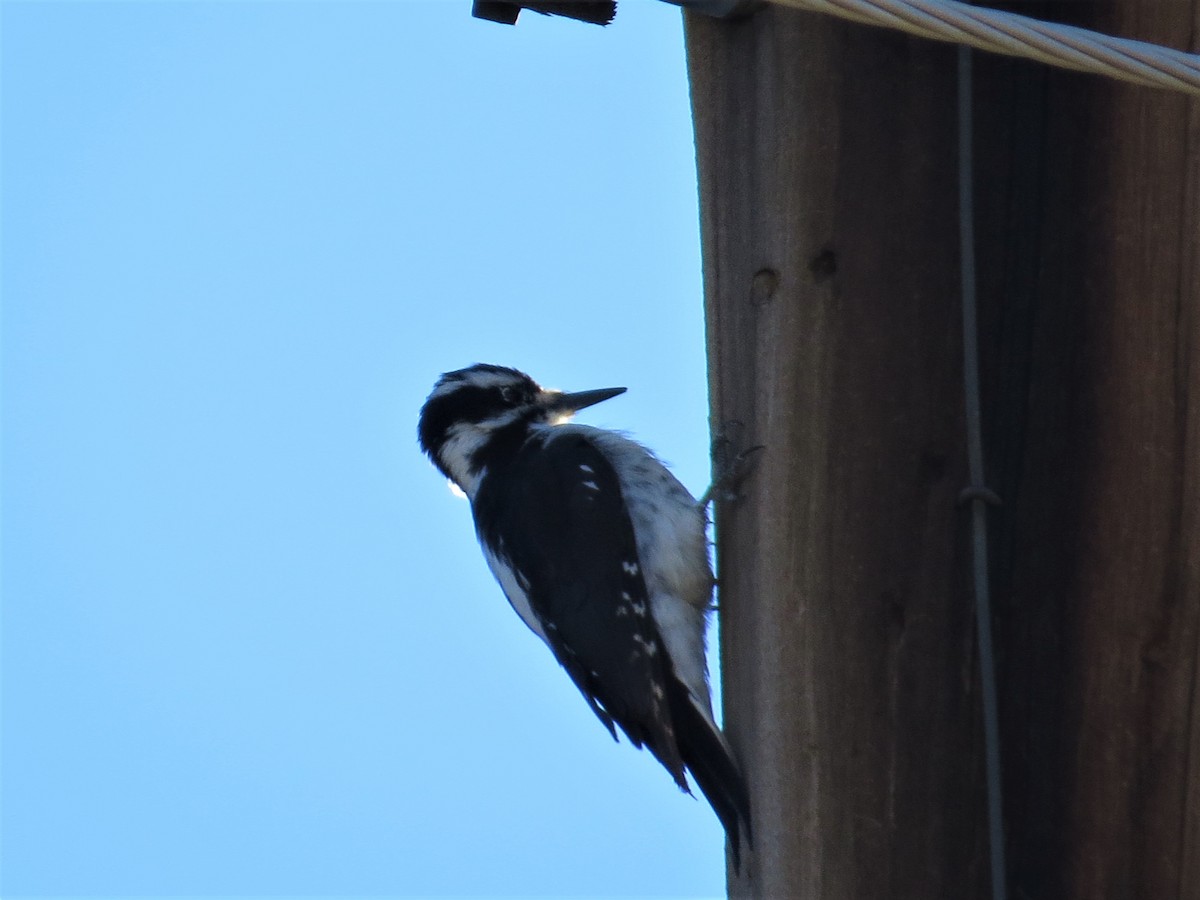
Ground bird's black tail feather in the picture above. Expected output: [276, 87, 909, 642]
[667, 678, 752, 870]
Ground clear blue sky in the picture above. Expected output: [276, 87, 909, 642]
[2, 2, 722, 896]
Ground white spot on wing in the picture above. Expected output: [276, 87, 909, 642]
[579, 464, 595, 474]
[633, 634, 657, 656]
[622, 561, 639, 575]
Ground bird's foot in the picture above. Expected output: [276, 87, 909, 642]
[699, 421, 763, 509]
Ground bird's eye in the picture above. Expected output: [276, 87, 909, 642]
[500, 386, 518, 404]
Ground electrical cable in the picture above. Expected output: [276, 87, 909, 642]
[956, 45, 1009, 900]
[766, 0, 1200, 95]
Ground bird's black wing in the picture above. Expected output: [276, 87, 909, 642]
[472, 430, 688, 787]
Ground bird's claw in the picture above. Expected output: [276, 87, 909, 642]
[700, 421, 763, 508]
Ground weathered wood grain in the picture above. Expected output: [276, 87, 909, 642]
[686, 2, 1200, 897]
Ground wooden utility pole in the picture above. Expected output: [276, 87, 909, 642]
[686, 3, 1200, 898]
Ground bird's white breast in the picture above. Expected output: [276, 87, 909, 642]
[482, 543, 549, 645]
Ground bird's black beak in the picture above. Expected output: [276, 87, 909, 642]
[544, 386, 626, 414]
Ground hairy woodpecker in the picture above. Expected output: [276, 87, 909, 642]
[418, 363, 750, 863]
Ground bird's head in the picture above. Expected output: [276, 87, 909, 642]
[418, 363, 625, 496]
